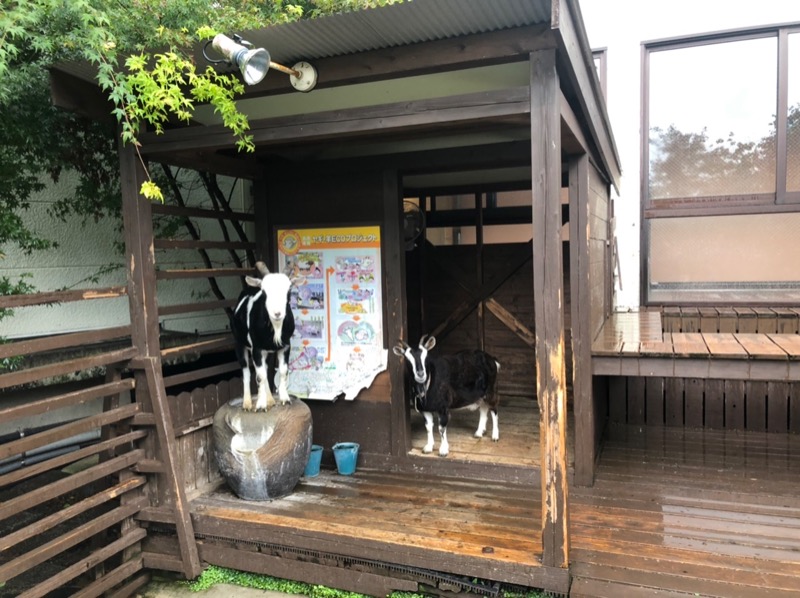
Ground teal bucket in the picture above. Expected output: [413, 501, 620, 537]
[332, 442, 360, 475]
[304, 444, 323, 477]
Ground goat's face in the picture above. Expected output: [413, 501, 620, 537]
[246, 273, 292, 323]
[392, 335, 437, 384]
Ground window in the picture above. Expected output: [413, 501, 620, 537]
[642, 25, 800, 303]
[592, 48, 607, 100]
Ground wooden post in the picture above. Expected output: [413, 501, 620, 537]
[569, 155, 595, 486]
[383, 170, 410, 457]
[120, 143, 160, 358]
[119, 141, 201, 578]
[530, 49, 570, 569]
[475, 192, 485, 350]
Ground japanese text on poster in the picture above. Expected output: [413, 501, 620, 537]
[278, 226, 386, 400]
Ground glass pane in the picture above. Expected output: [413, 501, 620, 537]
[788, 33, 800, 192]
[648, 37, 777, 200]
[648, 213, 800, 302]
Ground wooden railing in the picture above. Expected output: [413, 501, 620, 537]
[592, 310, 800, 433]
[0, 299, 150, 597]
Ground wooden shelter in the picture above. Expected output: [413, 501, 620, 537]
[15, 1, 800, 597]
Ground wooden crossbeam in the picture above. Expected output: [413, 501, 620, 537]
[427, 241, 533, 341]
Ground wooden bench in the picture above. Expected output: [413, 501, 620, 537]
[592, 311, 800, 381]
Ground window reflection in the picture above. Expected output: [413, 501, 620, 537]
[788, 33, 800, 192]
[649, 213, 800, 302]
[648, 37, 777, 200]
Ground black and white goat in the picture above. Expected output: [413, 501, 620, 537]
[393, 335, 500, 457]
[231, 262, 296, 411]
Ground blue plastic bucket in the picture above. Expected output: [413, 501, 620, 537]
[332, 442, 360, 475]
[304, 444, 323, 477]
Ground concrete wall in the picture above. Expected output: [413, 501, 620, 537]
[579, 0, 799, 309]
[1, 170, 251, 340]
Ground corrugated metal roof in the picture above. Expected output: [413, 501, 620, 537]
[246, 0, 552, 64]
[54, 0, 552, 83]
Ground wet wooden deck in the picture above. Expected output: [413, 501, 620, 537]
[185, 423, 800, 597]
[593, 312, 800, 380]
[570, 424, 800, 597]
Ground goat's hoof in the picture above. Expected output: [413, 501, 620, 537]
[438, 450, 449, 457]
[474, 431, 485, 438]
[422, 446, 433, 454]
[492, 437, 500, 442]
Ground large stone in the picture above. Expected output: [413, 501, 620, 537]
[212, 398, 312, 501]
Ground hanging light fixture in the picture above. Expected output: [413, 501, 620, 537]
[204, 34, 318, 92]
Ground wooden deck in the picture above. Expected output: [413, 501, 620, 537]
[570, 424, 800, 597]
[593, 312, 800, 380]
[408, 395, 575, 470]
[178, 424, 800, 597]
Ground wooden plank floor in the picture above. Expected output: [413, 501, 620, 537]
[190, 468, 560, 591]
[408, 394, 575, 468]
[190, 420, 800, 597]
[570, 424, 800, 597]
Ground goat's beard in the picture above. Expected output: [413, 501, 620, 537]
[412, 383, 426, 412]
[270, 317, 284, 346]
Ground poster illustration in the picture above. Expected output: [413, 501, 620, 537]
[278, 226, 386, 400]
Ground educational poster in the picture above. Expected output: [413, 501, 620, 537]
[278, 226, 387, 400]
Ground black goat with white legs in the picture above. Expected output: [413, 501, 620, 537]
[231, 262, 297, 411]
[393, 335, 500, 457]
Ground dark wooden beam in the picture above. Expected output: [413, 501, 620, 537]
[554, 0, 621, 191]
[139, 88, 531, 155]
[383, 169, 410, 457]
[228, 25, 556, 98]
[48, 68, 113, 122]
[119, 140, 160, 357]
[147, 151, 263, 180]
[268, 138, 532, 178]
[568, 154, 595, 486]
[530, 48, 570, 570]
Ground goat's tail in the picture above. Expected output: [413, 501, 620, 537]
[495, 360, 501, 372]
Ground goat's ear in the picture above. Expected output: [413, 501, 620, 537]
[422, 335, 436, 351]
[392, 344, 407, 357]
[255, 261, 270, 276]
[245, 276, 262, 288]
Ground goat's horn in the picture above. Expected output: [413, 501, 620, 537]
[254, 261, 270, 276]
[419, 334, 428, 347]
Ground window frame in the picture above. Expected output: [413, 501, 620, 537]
[640, 23, 800, 305]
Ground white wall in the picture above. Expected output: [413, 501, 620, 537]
[1, 171, 251, 340]
[579, 0, 800, 310]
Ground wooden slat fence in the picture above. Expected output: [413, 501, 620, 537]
[0, 290, 149, 597]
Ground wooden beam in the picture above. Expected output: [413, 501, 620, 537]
[119, 140, 160, 357]
[49, 68, 114, 122]
[530, 48, 570, 570]
[139, 88, 531, 155]
[554, 0, 621, 192]
[383, 169, 410, 457]
[147, 150, 263, 180]
[568, 155, 595, 486]
[141, 357, 203, 578]
[484, 298, 536, 348]
[427, 242, 533, 341]
[235, 25, 556, 97]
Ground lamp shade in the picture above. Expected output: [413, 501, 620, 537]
[212, 34, 271, 85]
